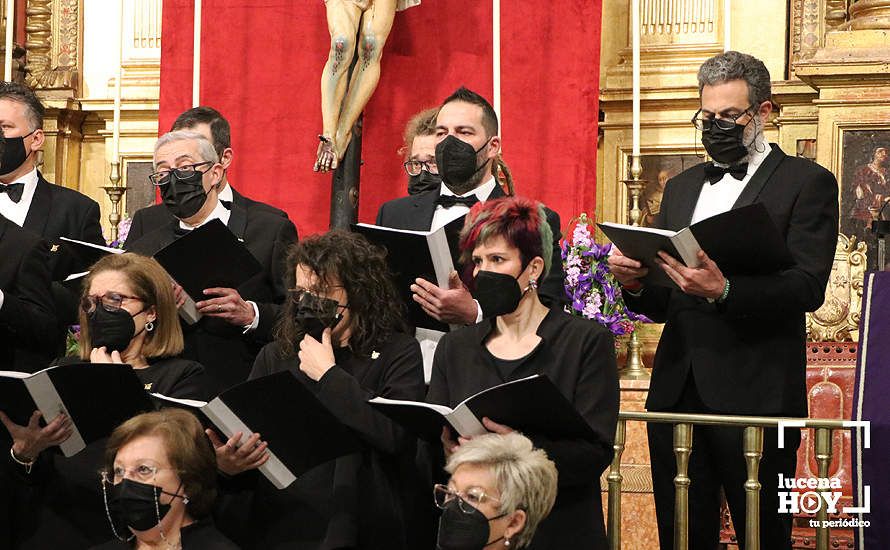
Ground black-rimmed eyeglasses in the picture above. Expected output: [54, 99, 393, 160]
[691, 106, 755, 132]
[148, 161, 213, 186]
[403, 159, 438, 177]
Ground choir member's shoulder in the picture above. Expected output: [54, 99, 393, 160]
[548, 308, 615, 341]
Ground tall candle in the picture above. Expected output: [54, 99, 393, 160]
[193, 0, 202, 107]
[4, 0, 13, 81]
[632, 0, 641, 158]
[112, 0, 124, 162]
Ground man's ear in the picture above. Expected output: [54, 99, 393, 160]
[220, 147, 234, 170]
[485, 135, 501, 160]
[29, 128, 45, 151]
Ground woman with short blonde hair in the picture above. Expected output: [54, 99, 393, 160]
[436, 432, 558, 549]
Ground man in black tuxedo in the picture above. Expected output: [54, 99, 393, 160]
[0, 82, 104, 336]
[126, 106, 288, 244]
[376, 87, 566, 324]
[0, 214, 56, 372]
[608, 51, 838, 549]
[126, 131, 298, 395]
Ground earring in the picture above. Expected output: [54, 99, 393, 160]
[529, 277, 538, 290]
[145, 321, 155, 332]
[504, 539, 511, 547]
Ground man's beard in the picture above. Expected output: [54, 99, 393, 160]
[742, 119, 765, 161]
[443, 156, 491, 196]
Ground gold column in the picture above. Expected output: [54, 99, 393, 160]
[673, 423, 693, 550]
[814, 427, 833, 550]
[607, 420, 627, 550]
[743, 426, 764, 550]
[847, 0, 890, 29]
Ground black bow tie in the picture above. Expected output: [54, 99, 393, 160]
[220, 199, 232, 210]
[0, 182, 25, 203]
[173, 225, 193, 238]
[436, 194, 479, 208]
[704, 163, 748, 185]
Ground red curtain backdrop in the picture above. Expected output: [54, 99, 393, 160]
[160, 0, 602, 238]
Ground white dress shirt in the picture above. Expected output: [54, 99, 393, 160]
[218, 183, 234, 204]
[430, 177, 497, 231]
[690, 142, 772, 224]
[0, 168, 39, 227]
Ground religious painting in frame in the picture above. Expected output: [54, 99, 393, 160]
[838, 129, 890, 261]
[626, 153, 702, 226]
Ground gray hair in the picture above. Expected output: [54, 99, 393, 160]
[445, 433, 558, 548]
[153, 130, 219, 169]
[697, 51, 772, 107]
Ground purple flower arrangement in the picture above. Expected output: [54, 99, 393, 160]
[106, 215, 132, 249]
[561, 213, 650, 336]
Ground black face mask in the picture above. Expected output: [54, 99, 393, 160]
[88, 306, 145, 353]
[103, 478, 185, 535]
[1, 131, 35, 176]
[408, 170, 443, 195]
[292, 293, 343, 341]
[472, 267, 530, 319]
[436, 499, 507, 550]
[700, 120, 750, 164]
[160, 169, 213, 220]
[435, 135, 491, 194]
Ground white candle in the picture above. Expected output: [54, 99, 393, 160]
[632, 0, 641, 158]
[112, 0, 124, 162]
[193, 0, 202, 107]
[4, 0, 13, 81]
[724, 0, 731, 52]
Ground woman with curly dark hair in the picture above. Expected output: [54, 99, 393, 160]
[209, 230, 425, 550]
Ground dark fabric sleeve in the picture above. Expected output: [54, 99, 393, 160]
[124, 209, 146, 246]
[375, 202, 388, 226]
[720, 168, 839, 316]
[538, 208, 568, 309]
[251, 218, 298, 343]
[527, 328, 619, 489]
[247, 343, 276, 380]
[315, 337, 425, 455]
[0, 239, 57, 362]
[80, 200, 105, 247]
[164, 360, 214, 401]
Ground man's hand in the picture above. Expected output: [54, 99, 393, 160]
[656, 250, 726, 299]
[607, 247, 649, 287]
[482, 417, 515, 435]
[0, 410, 73, 461]
[206, 429, 269, 476]
[298, 329, 336, 382]
[171, 282, 186, 308]
[410, 271, 477, 324]
[196, 287, 255, 326]
[441, 426, 461, 459]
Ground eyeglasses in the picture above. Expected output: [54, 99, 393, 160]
[433, 484, 501, 514]
[403, 159, 438, 176]
[101, 462, 179, 485]
[691, 105, 755, 131]
[80, 292, 143, 314]
[148, 161, 213, 186]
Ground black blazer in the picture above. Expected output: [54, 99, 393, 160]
[215, 334, 425, 550]
[126, 185, 288, 245]
[624, 145, 838, 417]
[0, 215, 56, 373]
[375, 185, 568, 309]
[90, 520, 240, 550]
[124, 203, 298, 395]
[19, 173, 104, 336]
[427, 308, 619, 550]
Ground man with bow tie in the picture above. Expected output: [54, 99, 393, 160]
[608, 51, 838, 549]
[376, 87, 566, 327]
[0, 82, 104, 350]
[126, 130, 297, 395]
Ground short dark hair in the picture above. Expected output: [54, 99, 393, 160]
[0, 82, 45, 129]
[441, 87, 499, 137]
[276, 230, 407, 357]
[171, 106, 231, 157]
[105, 409, 218, 519]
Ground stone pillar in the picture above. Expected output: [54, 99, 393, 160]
[847, 0, 890, 30]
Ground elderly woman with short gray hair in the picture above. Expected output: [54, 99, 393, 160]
[434, 432, 558, 550]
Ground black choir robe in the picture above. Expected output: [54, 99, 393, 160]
[215, 333, 425, 550]
[124, 203, 298, 395]
[0, 215, 56, 373]
[90, 519, 240, 550]
[4, 358, 210, 550]
[427, 308, 619, 550]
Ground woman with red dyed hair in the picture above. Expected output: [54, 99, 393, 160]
[427, 196, 619, 550]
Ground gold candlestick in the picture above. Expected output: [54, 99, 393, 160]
[618, 155, 650, 380]
[101, 161, 127, 243]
